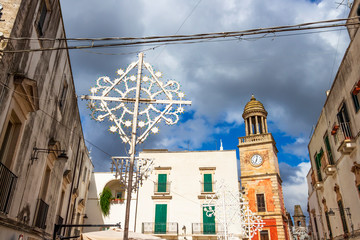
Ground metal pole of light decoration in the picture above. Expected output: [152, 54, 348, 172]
[123, 52, 143, 240]
[82, 52, 191, 240]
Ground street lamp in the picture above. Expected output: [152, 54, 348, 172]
[31, 147, 68, 163]
[328, 207, 354, 236]
[81, 52, 191, 240]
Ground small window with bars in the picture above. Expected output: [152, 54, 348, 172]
[256, 193, 266, 212]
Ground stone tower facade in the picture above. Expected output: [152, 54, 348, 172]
[238, 95, 289, 240]
[293, 205, 306, 228]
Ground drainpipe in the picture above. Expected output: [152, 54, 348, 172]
[69, 151, 84, 234]
[63, 137, 81, 235]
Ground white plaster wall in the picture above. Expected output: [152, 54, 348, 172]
[84, 172, 137, 232]
[136, 150, 241, 239]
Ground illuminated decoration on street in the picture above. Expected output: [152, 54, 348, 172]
[110, 156, 153, 192]
[204, 181, 264, 240]
[82, 55, 191, 146]
[81, 52, 191, 240]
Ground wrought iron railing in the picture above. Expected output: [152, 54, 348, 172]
[34, 198, 49, 229]
[55, 215, 64, 235]
[154, 182, 171, 193]
[0, 162, 17, 214]
[339, 122, 353, 139]
[142, 222, 178, 234]
[192, 223, 223, 235]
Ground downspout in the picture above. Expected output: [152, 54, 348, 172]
[69, 151, 84, 234]
[63, 137, 81, 235]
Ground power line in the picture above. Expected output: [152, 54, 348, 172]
[1, 17, 359, 54]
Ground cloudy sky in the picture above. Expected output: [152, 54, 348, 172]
[59, 0, 351, 218]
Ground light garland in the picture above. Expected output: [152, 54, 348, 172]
[81, 56, 191, 146]
[204, 181, 264, 240]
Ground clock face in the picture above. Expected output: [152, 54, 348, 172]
[250, 154, 263, 166]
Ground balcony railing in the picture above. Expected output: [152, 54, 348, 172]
[192, 223, 223, 235]
[238, 133, 273, 145]
[142, 222, 178, 235]
[154, 182, 171, 194]
[0, 162, 18, 214]
[56, 215, 64, 235]
[34, 198, 49, 229]
[339, 122, 353, 139]
[336, 122, 356, 154]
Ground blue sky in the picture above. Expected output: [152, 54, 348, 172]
[60, 0, 351, 218]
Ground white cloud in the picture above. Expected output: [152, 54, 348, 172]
[280, 161, 311, 218]
[282, 137, 309, 159]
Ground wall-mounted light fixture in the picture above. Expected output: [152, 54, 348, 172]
[31, 147, 68, 163]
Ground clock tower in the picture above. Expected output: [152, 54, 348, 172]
[238, 95, 289, 240]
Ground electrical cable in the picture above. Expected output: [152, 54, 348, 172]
[1, 17, 359, 53]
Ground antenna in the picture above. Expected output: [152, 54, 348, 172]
[220, 139, 224, 151]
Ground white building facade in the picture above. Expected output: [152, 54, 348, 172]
[306, 1, 360, 240]
[85, 149, 241, 240]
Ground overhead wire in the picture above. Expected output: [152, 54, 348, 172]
[153, 0, 202, 61]
[1, 17, 359, 53]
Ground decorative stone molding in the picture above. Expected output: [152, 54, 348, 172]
[151, 195, 172, 200]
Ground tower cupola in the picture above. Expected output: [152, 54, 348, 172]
[242, 95, 268, 136]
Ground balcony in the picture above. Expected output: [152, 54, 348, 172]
[321, 154, 336, 176]
[325, 165, 336, 175]
[154, 182, 171, 194]
[238, 133, 274, 146]
[142, 222, 178, 235]
[336, 122, 356, 154]
[34, 198, 49, 229]
[192, 223, 223, 235]
[0, 162, 18, 214]
[314, 181, 323, 190]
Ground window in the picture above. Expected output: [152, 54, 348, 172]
[351, 82, 360, 112]
[256, 193, 266, 212]
[314, 152, 322, 182]
[203, 206, 215, 234]
[116, 192, 123, 199]
[0, 111, 22, 169]
[82, 167, 87, 182]
[157, 174, 167, 192]
[338, 200, 349, 234]
[59, 76, 68, 111]
[154, 204, 167, 234]
[203, 174, 213, 192]
[323, 134, 334, 165]
[37, 1, 49, 36]
[352, 91, 360, 112]
[260, 230, 269, 240]
[337, 103, 352, 139]
[313, 215, 320, 240]
[325, 211, 333, 239]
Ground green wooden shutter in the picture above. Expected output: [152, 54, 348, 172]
[203, 206, 215, 234]
[324, 135, 334, 165]
[158, 174, 167, 192]
[155, 204, 167, 233]
[315, 153, 322, 181]
[204, 174, 212, 192]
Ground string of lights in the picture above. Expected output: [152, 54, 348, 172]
[0, 17, 358, 53]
